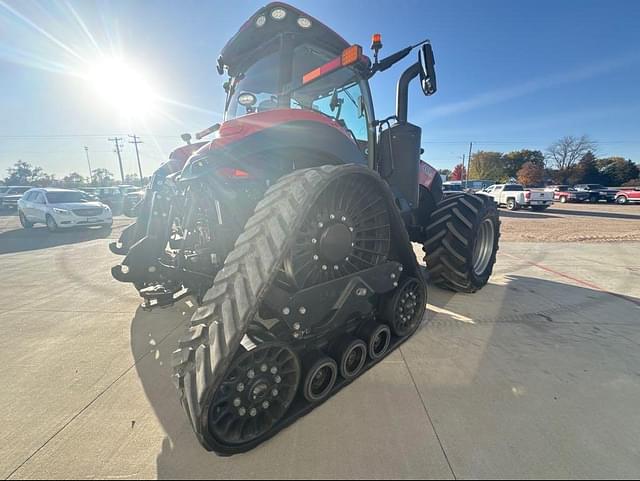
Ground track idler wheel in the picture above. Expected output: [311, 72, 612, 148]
[302, 352, 338, 402]
[207, 343, 300, 447]
[383, 277, 426, 338]
[358, 322, 392, 360]
[330, 337, 368, 380]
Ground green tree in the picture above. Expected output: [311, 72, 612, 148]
[502, 150, 545, 178]
[597, 157, 639, 186]
[92, 168, 115, 186]
[4, 160, 51, 186]
[568, 151, 601, 185]
[468, 151, 505, 182]
[437, 169, 451, 180]
[63, 172, 85, 185]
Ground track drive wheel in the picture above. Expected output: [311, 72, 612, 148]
[423, 193, 500, 293]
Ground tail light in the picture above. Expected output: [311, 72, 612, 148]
[217, 167, 251, 179]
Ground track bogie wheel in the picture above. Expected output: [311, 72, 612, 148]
[302, 352, 338, 402]
[382, 277, 426, 338]
[358, 322, 392, 360]
[330, 337, 368, 380]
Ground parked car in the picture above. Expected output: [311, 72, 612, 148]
[0, 186, 31, 210]
[573, 184, 618, 203]
[544, 185, 590, 203]
[82, 186, 125, 214]
[18, 188, 112, 232]
[484, 184, 554, 211]
[123, 189, 145, 217]
[615, 186, 640, 204]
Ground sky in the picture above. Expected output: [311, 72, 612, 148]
[1, 0, 640, 179]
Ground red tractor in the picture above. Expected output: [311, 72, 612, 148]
[110, 2, 499, 454]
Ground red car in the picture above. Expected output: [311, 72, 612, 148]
[615, 186, 640, 204]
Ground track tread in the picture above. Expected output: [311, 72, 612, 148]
[173, 164, 413, 451]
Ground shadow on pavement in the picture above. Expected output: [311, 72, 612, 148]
[0, 225, 113, 255]
[546, 207, 640, 220]
[129, 274, 640, 478]
[498, 210, 559, 219]
[0, 209, 18, 217]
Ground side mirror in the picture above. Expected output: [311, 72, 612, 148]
[419, 43, 437, 96]
[181, 133, 192, 145]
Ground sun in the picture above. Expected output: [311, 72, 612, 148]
[86, 57, 156, 118]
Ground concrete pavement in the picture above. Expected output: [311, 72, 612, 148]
[0, 214, 639, 479]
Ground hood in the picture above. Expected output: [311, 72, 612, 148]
[51, 201, 106, 210]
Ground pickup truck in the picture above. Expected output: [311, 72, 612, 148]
[573, 184, 618, 203]
[615, 186, 640, 204]
[483, 184, 554, 211]
[544, 185, 589, 203]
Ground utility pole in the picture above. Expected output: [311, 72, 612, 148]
[84, 146, 93, 185]
[128, 134, 144, 186]
[108, 137, 125, 183]
[465, 141, 473, 187]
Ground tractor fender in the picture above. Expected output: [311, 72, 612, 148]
[181, 120, 367, 181]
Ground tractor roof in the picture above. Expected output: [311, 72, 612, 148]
[220, 2, 350, 76]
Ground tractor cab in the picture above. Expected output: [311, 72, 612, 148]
[219, 2, 375, 160]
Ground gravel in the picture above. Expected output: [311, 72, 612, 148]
[498, 202, 640, 242]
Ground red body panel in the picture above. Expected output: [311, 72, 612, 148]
[418, 161, 438, 190]
[201, 109, 353, 152]
[617, 188, 640, 200]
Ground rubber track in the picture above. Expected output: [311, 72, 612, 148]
[172, 164, 423, 453]
[423, 193, 500, 293]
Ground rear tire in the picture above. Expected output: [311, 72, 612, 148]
[423, 193, 500, 293]
[616, 195, 628, 205]
[19, 211, 34, 229]
[560, 196, 568, 203]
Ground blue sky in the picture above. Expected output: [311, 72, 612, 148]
[1, 0, 639, 178]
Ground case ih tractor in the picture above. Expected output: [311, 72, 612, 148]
[110, 2, 499, 455]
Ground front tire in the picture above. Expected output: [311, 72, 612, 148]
[46, 215, 58, 233]
[616, 195, 628, 205]
[560, 196, 568, 203]
[423, 193, 500, 293]
[506, 198, 519, 211]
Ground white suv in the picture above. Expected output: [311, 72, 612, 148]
[18, 188, 113, 232]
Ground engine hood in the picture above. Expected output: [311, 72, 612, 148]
[51, 201, 106, 210]
[197, 109, 351, 154]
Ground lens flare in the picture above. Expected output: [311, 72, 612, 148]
[85, 57, 156, 118]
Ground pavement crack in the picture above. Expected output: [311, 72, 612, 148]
[399, 347, 457, 480]
[5, 317, 186, 480]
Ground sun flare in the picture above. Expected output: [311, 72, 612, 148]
[86, 57, 156, 118]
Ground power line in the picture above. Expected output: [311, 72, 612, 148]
[84, 146, 93, 184]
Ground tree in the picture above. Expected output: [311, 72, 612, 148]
[92, 168, 115, 186]
[567, 151, 601, 185]
[63, 172, 85, 185]
[437, 169, 451, 180]
[545, 135, 597, 171]
[124, 173, 140, 185]
[502, 150, 545, 178]
[468, 151, 505, 181]
[517, 161, 544, 187]
[4, 160, 51, 186]
[450, 163, 466, 181]
[597, 157, 639, 186]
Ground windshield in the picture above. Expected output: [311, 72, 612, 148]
[227, 43, 368, 141]
[46, 191, 93, 204]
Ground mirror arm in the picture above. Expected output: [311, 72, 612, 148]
[396, 62, 421, 124]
